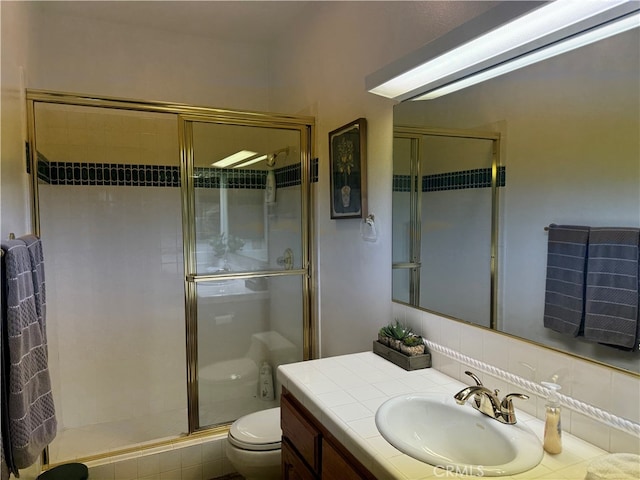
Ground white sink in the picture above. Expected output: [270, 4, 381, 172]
[375, 393, 543, 477]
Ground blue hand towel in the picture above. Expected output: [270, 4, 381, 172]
[543, 225, 590, 336]
[0, 239, 57, 470]
[584, 228, 639, 349]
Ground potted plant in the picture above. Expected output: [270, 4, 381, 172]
[374, 322, 431, 370]
[379, 321, 413, 352]
[227, 234, 245, 254]
[400, 335, 425, 356]
[378, 326, 391, 346]
[210, 233, 227, 257]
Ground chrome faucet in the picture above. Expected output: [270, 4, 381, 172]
[453, 371, 528, 425]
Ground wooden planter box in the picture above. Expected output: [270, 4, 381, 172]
[372, 340, 431, 371]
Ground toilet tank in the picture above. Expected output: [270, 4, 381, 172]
[248, 331, 299, 368]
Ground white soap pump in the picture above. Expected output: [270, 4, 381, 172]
[541, 380, 562, 454]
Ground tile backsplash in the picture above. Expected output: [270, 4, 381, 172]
[393, 302, 640, 455]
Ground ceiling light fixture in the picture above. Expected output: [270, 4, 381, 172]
[365, 0, 640, 102]
[212, 150, 258, 168]
[234, 154, 268, 169]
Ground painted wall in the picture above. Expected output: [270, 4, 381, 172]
[25, 6, 272, 111]
[1, 1, 33, 239]
[267, 1, 497, 356]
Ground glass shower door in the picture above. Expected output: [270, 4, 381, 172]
[34, 102, 188, 462]
[420, 135, 494, 327]
[186, 120, 308, 429]
[392, 135, 420, 305]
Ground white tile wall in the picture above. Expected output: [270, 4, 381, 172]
[393, 303, 640, 455]
[39, 185, 188, 462]
[36, 104, 178, 166]
[85, 434, 235, 480]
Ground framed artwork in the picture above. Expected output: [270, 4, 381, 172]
[329, 118, 367, 219]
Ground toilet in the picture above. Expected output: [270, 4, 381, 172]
[199, 331, 298, 407]
[226, 407, 282, 480]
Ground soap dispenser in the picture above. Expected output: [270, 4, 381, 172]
[541, 381, 562, 454]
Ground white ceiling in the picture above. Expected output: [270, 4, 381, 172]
[34, 1, 314, 44]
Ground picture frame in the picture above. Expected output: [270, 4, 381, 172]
[329, 118, 367, 219]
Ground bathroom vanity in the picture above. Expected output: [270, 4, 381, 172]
[281, 388, 376, 479]
[278, 352, 611, 479]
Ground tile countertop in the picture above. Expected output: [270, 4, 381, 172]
[277, 352, 609, 480]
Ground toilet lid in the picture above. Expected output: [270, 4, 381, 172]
[228, 407, 281, 451]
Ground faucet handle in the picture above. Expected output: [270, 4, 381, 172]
[464, 370, 484, 386]
[502, 392, 529, 402]
[499, 393, 529, 424]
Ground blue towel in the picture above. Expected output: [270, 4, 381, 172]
[543, 225, 590, 336]
[584, 228, 639, 349]
[0, 239, 57, 471]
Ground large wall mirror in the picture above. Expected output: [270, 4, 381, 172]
[392, 28, 639, 374]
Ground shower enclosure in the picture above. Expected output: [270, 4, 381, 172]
[27, 91, 314, 465]
[392, 127, 499, 328]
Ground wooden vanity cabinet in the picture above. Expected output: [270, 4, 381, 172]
[281, 388, 376, 480]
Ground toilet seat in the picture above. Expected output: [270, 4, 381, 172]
[228, 407, 281, 452]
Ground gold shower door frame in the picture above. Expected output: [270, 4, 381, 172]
[179, 113, 315, 433]
[392, 125, 501, 329]
[25, 89, 316, 464]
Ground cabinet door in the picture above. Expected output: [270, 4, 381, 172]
[322, 439, 370, 480]
[281, 392, 321, 472]
[283, 440, 317, 480]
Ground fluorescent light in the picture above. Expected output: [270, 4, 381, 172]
[414, 11, 640, 101]
[366, 1, 639, 101]
[234, 154, 267, 168]
[212, 150, 258, 168]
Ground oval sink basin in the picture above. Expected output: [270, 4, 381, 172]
[375, 393, 543, 477]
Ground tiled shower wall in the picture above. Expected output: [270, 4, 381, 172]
[39, 184, 188, 434]
[84, 434, 235, 480]
[35, 105, 190, 449]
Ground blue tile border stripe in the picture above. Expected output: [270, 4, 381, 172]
[43, 161, 181, 187]
[193, 167, 264, 189]
[393, 167, 506, 192]
[38, 157, 319, 188]
[393, 174, 413, 193]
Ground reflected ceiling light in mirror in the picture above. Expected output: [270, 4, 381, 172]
[212, 150, 257, 168]
[365, 0, 640, 102]
[234, 154, 268, 168]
